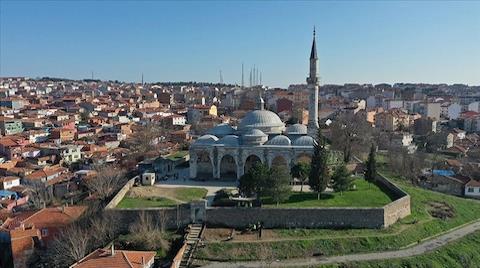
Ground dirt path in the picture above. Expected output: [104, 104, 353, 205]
[201, 220, 480, 268]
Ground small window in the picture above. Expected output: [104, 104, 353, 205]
[41, 228, 48, 237]
[468, 187, 474, 193]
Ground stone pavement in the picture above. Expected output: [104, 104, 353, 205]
[201, 220, 480, 267]
[155, 174, 237, 206]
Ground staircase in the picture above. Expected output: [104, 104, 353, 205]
[179, 224, 204, 268]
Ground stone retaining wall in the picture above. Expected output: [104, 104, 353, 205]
[206, 207, 385, 228]
[104, 176, 137, 209]
[107, 175, 411, 229]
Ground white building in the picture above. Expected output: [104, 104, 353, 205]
[464, 179, 480, 198]
[447, 103, 462, 120]
[0, 176, 21, 190]
[467, 101, 480, 113]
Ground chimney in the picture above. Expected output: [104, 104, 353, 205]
[111, 243, 115, 256]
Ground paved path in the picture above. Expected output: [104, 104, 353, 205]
[201, 220, 480, 268]
[155, 171, 237, 206]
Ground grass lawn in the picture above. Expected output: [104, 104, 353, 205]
[321, 231, 480, 268]
[264, 179, 393, 208]
[173, 187, 208, 202]
[116, 186, 208, 208]
[196, 176, 480, 262]
[165, 150, 188, 161]
[117, 196, 178, 208]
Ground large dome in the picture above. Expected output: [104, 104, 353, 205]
[239, 110, 285, 134]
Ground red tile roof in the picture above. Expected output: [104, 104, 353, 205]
[71, 248, 155, 268]
[466, 179, 480, 188]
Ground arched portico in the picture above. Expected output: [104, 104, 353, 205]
[244, 154, 262, 174]
[296, 153, 312, 164]
[219, 154, 237, 181]
[196, 150, 214, 179]
[271, 155, 288, 168]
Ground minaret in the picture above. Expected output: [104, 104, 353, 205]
[307, 27, 320, 137]
[256, 90, 265, 110]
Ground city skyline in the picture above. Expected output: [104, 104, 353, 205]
[1, 1, 479, 87]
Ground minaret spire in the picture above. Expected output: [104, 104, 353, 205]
[307, 27, 320, 136]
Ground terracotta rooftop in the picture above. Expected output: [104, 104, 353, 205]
[466, 179, 480, 188]
[71, 248, 155, 268]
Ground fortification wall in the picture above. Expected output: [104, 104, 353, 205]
[105, 176, 137, 209]
[106, 175, 411, 229]
[205, 207, 385, 229]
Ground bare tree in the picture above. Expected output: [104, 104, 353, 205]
[46, 223, 90, 267]
[330, 112, 374, 162]
[88, 212, 120, 249]
[129, 123, 162, 154]
[128, 211, 169, 252]
[25, 181, 53, 209]
[85, 165, 126, 201]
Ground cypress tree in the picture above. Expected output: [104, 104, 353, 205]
[308, 129, 330, 200]
[365, 144, 377, 184]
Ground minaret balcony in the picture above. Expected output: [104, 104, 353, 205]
[306, 77, 318, 84]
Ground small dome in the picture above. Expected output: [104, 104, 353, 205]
[242, 128, 268, 145]
[194, 134, 219, 145]
[243, 128, 267, 137]
[286, 124, 308, 135]
[207, 123, 236, 137]
[292, 136, 315, 146]
[217, 135, 240, 146]
[265, 135, 291, 146]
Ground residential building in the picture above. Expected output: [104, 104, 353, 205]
[0, 117, 23, 136]
[0, 176, 20, 190]
[464, 179, 480, 198]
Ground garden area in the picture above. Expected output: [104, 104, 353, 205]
[263, 178, 393, 208]
[117, 186, 207, 208]
[196, 177, 480, 262]
[195, 146, 480, 263]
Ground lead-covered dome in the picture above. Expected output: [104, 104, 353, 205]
[292, 136, 315, 146]
[193, 134, 218, 146]
[217, 135, 240, 146]
[207, 123, 236, 137]
[242, 128, 268, 145]
[265, 135, 291, 146]
[285, 124, 308, 135]
[239, 110, 285, 134]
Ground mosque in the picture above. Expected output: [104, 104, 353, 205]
[189, 30, 320, 180]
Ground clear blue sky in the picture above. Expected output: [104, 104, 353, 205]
[1, 1, 479, 87]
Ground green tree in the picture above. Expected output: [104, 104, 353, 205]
[365, 144, 377, 184]
[238, 163, 269, 199]
[309, 130, 330, 200]
[331, 163, 353, 195]
[266, 166, 292, 206]
[291, 162, 310, 192]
